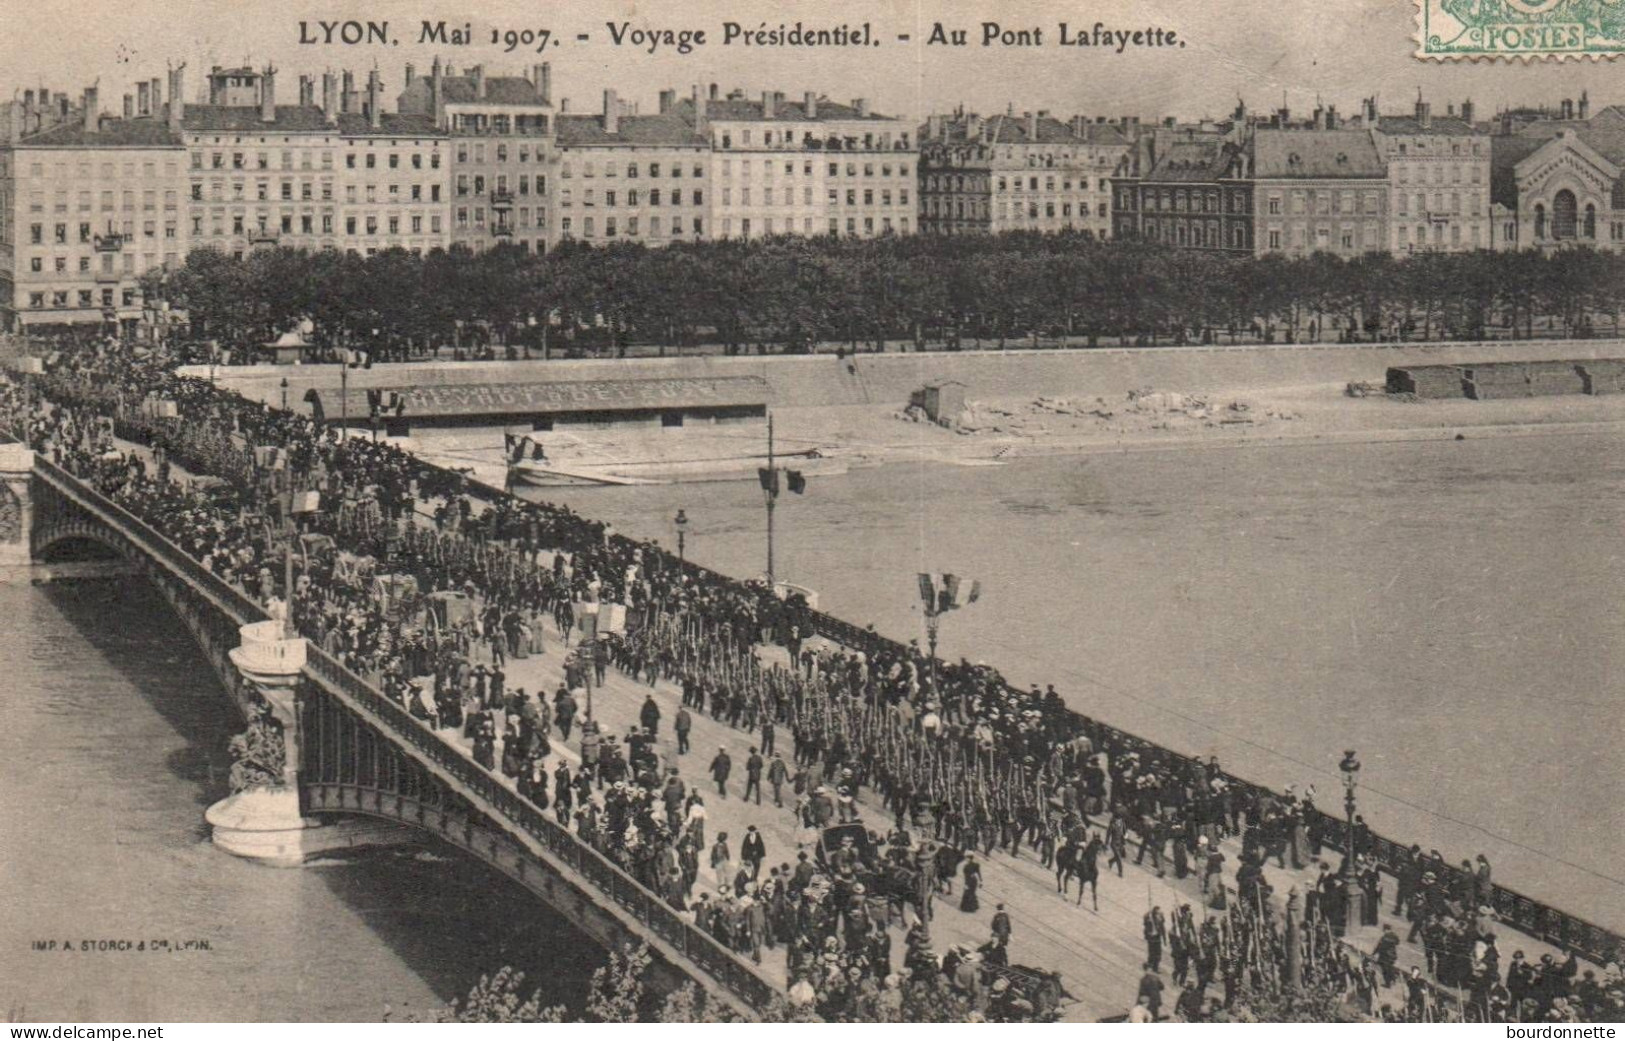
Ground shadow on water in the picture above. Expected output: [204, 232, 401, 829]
[306, 841, 608, 1016]
[41, 576, 239, 807]
[41, 575, 608, 1015]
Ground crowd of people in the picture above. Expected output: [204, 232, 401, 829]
[3, 334, 1620, 1024]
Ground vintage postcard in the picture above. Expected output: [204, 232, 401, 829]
[1, 0, 1621, 1029]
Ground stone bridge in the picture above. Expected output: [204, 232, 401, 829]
[5, 450, 778, 1018]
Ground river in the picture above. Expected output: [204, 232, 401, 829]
[0, 578, 601, 1022]
[539, 429, 1625, 931]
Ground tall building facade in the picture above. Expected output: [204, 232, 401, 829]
[1125, 135, 1252, 253]
[1, 84, 188, 333]
[918, 111, 1127, 237]
[182, 64, 450, 258]
[1367, 97, 1491, 253]
[676, 85, 916, 239]
[397, 60, 554, 253]
[553, 90, 712, 245]
[1244, 129, 1389, 257]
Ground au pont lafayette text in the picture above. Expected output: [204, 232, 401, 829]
[297, 19, 1184, 55]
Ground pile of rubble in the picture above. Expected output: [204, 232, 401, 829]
[893, 388, 1299, 436]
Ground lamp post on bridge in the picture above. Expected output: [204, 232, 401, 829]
[916, 573, 979, 714]
[1340, 749, 1364, 934]
[280, 376, 289, 413]
[674, 508, 688, 568]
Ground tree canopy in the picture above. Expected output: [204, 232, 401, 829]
[146, 235, 1625, 357]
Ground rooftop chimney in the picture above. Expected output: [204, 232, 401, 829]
[533, 64, 551, 104]
[804, 91, 817, 119]
[1561, 97, 1574, 120]
[322, 71, 337, 124]
[1416, 98, 1431, 128]
[260, 65, 276, 122]
[341, 71, 355, 114]
[603, 88, 619, 134]
[1461, 98, 1475, 125]
[560, 97, 569, 113]
[123, 94, 135, 119]
[472, 64, 485, 99]
[404, 63, 416, 88]
[137, 81, 151, 116]
[1072, 114, 1086, 137]
[430, 58, 444, 121]
[855, 97, 869, 117]
[1579, 92, 1590, 120]
[709, 83, 719, 101]
[367, 69, 382, 129]
[151, 77, 162, 115]
[762, 89, 775, 119]
[658, 88, 675, 114]
[82, 86, 98, 134]
[169, 64, 185, 131]
[1026, 110, 1038, 140]
[1364, 97, 1378, 123]
[692, 84, 707, 133]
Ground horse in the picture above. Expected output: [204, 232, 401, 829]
[1055, 835, 1102, 909]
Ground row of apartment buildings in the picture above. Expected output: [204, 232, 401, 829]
[1, 59, 1622, 332]
[0, 62, 916, 331]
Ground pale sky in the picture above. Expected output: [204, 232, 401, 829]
[2, 0, 1615, 123]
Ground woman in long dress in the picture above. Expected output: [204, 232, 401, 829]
[960, 855, 982, 913]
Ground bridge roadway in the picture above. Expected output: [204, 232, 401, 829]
[27, 447, 1597, 1023]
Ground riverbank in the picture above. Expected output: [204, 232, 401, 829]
[204, 338, 1625, 484]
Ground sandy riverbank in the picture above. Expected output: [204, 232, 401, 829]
[207, 339, 1625, 483]
[356, 381, 1625, 490]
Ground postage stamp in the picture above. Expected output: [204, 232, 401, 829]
[1417, 0, 1625, 59]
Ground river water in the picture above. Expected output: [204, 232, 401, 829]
[0, 578, 601, 1022]
[540, 430, 1625, 931]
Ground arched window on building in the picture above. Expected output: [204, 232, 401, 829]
[1534, 204, 1546, 239]
[1583, 203, 1596, 239]
[1552, 190, 1577, 239]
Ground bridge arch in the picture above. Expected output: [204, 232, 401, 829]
[32, 516, 132, 564]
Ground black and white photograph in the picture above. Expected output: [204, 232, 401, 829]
[0, 0, 1621, 1028]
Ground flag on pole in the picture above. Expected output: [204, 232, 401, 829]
[918, 573, 982, 613]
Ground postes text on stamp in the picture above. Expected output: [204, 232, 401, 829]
[1417, 0, 1625, 59]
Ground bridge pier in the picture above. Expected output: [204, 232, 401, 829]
[0, 443, 35, 573]
[207, 621, 415, 865]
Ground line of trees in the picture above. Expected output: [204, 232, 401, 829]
[142, 234, 1625, 359]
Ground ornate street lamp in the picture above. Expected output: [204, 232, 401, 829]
[674, 508, 688, 568]
[1340, 749, 1363, 931]
[280, 376, 289, 412]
